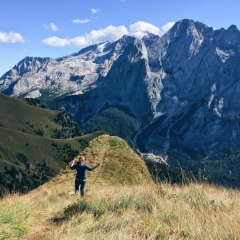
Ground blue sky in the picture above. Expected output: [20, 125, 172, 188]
[0, 0, 240, 77]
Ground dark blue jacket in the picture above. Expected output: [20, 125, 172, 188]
[70, 162, 92, 180]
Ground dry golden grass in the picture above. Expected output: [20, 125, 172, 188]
[0, 169, 75, 240]
[1, 175, 240, 240]
[1, 135, 240, 240]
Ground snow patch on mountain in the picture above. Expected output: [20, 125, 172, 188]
[2, 19, 240, 158]
[25, 90, 41, 98]
[216, 48, 235, 63]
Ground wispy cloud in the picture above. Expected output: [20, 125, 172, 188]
[162, 22, 175, 32]
[0, 31, 25, 43]
[90, 8, 101, 14]
[72, 19, 90, 24]
[42, 21, 175, 48]
[43, 23, 60, 32]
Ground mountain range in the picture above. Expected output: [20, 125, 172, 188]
[1, 18, 240, 162]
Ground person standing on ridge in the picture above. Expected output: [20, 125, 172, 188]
[70, 156, 101, 196]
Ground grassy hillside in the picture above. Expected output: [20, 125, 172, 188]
[0, 93, 59, 137]
[0, 93, 105, 195]
[1, 94, 240, 239]
[0, 133, 154, 239]
[0, 133, 240, 239]
[0, 163, 239, 239]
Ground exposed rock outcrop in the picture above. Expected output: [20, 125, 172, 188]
[1, 19, 240, 158]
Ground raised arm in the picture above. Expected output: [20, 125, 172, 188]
[70, 160, 76, 168]
[91, 162, 102, 171]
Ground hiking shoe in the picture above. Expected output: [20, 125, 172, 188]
[75, 190, 79, 195]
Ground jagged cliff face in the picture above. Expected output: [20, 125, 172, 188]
[1, 19, 240, 158]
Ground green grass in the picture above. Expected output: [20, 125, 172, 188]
[0, 93, 107, 194]
[80, 135, 151, 185]
[2, 94, 240, 239]
[1, 181, 240, 240]
[0, 132, 240, 240]
[0, 134, 153, 239]
[0, 93, 60, 137]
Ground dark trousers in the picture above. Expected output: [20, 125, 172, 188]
[75, 179, 87, 196]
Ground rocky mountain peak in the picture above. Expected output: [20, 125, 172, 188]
[227, 24, 239, 32]
[1, 19, 240, 158]
[169, 19, 211, 37]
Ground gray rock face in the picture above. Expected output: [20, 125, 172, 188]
[1, 19, 240, 158]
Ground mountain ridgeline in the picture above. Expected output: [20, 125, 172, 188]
[1, 19, 240, 187]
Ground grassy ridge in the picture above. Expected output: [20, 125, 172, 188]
[80, 134, 151, 185]
[0, 134, 153, 239]
[1, 177, 239, 239]
[1, 94, 240, 239]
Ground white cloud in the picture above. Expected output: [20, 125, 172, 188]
[42, 25, 128, 47]
[0, 31, 25, 43]
[42, 36, 71, 47]
[42, 21, 175, 48]
[43, 23, 60, 32]
[130, 21, 163, 36]
[86, 25, 128, 43]
[90, 8, 101, 14]
[72, 19, 90, 24]
[162, 22, 175, 33]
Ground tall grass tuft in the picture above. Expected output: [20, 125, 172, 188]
[1, 179, 240, 239]
[39, 183, 240, 240]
